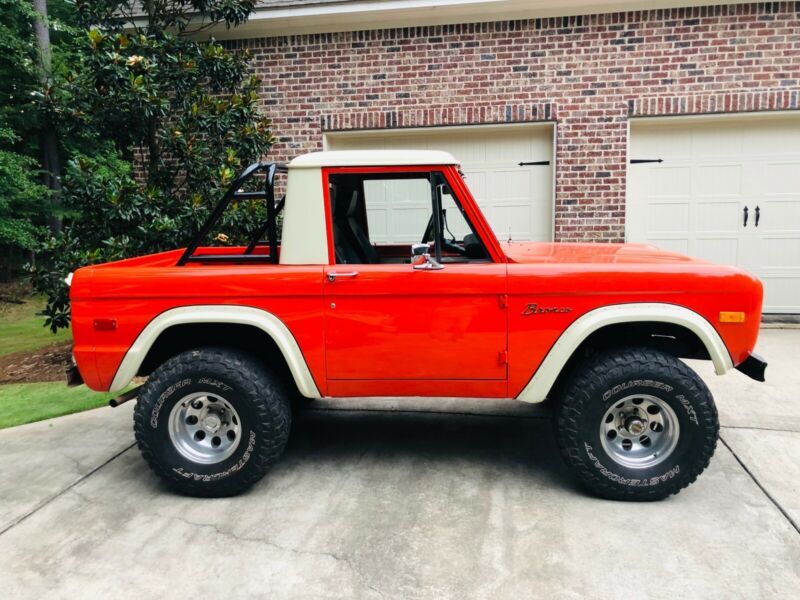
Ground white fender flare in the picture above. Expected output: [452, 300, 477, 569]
[515, 303, 733, 404]
[109, 305, 321, 398]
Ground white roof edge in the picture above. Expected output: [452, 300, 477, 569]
[288, 150, 459, 168]
[198, 1, 753, 39]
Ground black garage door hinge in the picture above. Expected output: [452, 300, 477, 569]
[630, 158, 664, 164]
[518, 160, 551, 166]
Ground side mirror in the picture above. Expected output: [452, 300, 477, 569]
[411, 243, 429, 257]
[410, 243, 444, 271]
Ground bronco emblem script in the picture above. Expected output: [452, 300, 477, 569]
[521, 303, 572, 316]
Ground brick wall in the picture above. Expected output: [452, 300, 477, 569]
[230, 2, 800, 242]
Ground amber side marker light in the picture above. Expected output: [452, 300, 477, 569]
[719, 311, 745, 324]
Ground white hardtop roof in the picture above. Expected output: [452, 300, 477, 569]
[288, 149, 459, 168]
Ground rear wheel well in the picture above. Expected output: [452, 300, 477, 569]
[137, 323, 300, 397]
[547, 321, 711, 401]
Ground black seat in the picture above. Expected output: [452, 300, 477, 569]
[463, 233, 487, 259]
[344, 189, 379, 264]
[331, 185, 377, 264]
[329, 184, 349, 264]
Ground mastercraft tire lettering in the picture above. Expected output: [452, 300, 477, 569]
[133, 348, 291, 497]
[553, 347, 719, 501]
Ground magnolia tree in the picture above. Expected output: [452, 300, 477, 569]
[33, 0, 273, 330]
[0, 0, 52, 277]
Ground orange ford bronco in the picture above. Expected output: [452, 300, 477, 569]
[67, 150, 766, 499]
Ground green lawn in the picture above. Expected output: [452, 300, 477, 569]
[0, 295, 71, 356]
[0, 382, 123, 429]
[0, 291, 105, 428]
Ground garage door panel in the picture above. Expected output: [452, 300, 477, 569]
[695, 201, 741, 233]
[757, 198, 800, 232]
[639, 127, 691, 157]
[366, 210, 388, 239]
[649, 166, 691, 197]
[647, 238, 690, 255]
[462, 171, 486, 198]
[761, 277, 800, 313]
[694, 238, 740, 265]
[629, 115, 800, 313]
[693, 165, 743, 197]
[761, 237, 800, 269]
[432, 137, 485, 162]
[392, 206, 429, 237]
[648, 202, 689, 233]
[691, 127, 743, 156]
[488, 170, 530, 199]
[485, 204, 533, 240]
[765, 163, 800, 194]
[744, 122, 799, 153]
[485, 133, 535, 163]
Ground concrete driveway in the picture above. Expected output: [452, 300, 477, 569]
[1, 329, 798, 599]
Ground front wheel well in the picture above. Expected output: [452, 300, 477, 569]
[137, 323, 299, 397]
[547, 321, 711, 401]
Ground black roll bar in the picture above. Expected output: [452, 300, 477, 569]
[177, 162, 287, 266]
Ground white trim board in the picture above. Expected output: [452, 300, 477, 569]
[193, 1, 756, 39]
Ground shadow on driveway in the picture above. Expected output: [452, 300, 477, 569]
[281, 406, 581, 496]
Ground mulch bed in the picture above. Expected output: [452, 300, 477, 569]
[0, 341, 73, 384]
[0, 279, 34, 311]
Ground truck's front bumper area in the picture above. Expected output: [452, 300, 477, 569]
[735, 352, 767, 382]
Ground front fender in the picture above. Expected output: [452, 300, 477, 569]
[515, 303, 734, 404]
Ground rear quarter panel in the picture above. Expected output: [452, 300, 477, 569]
[70, 262, 325, 392]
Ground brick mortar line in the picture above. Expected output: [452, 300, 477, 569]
[0, 443, 136, 538]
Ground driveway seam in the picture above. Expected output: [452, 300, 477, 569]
[719, 435, 800, 536]
[720, 424, 800, 434]
[0, 442, 135, 537]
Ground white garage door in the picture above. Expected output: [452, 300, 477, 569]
[326, 124, 554, 242]
[628, 115, 800, 314]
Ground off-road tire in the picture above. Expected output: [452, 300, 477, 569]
[554, 347, 718, 501]
[133, 348, 291, 497]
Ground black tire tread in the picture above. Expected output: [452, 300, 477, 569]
[554, 347, 719, 501]
[133, 347, 290, 497]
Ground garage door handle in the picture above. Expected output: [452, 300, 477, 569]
[743, 206, 749, 227]
[755, 206, 760, 227]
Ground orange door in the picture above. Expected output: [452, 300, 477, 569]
[324, 263, 507, 381]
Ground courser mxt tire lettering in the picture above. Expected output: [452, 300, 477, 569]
[553, 347, 719, 501]
[133, 348, 291, 497]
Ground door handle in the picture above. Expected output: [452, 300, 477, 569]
[755, 206, 760, 227]
[743, 206, 749, 227]
[327, 271, 359, 282]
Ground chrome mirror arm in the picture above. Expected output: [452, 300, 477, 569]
[410, 243, 444, 270]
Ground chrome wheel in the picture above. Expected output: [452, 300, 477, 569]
[600, 394, 679, 469]
[168, 392, 242, 465]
